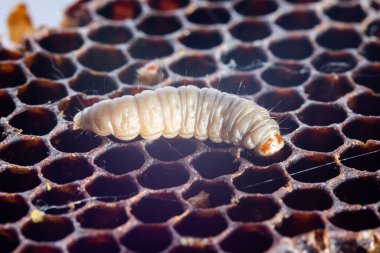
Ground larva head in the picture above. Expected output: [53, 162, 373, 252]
[256, 132, 284, 156]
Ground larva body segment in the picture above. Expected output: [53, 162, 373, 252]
[73, 86, 284, 156]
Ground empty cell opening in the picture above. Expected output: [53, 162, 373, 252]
[275, 9, 320, 30]
[329, 209, 380, 231]
[221, 46, 267, 71]
[50, 129, 101, 153]
[0, 63, 26, 88]
[88, 25, 132, 44]
[78, 45, 127, 72]
[340, 144, 380, 172]
[316, 26, 361, 50]
[257, 89, 304, 112]
[269, 36, 314, 60]
[18, 80, 67, 105]
[76, 204, 128, 229]
[210, 74, 261, 95]
[137, 15, 182, 35]
[324, 4, 366, 23]
[361, 41, 380, 62]
[18, 245, 63, 253]
[170, 55, 217, 77]
[283, 188, 333, 211]
[137, 163, 189, 189]
[305, 75, 354, 102]
[347, 92, 380, 116]
[234, 0, 278, 16]
[0, 167, 40, 193]
[275, 213, 324, 237]
[229, 20, 271, 42]
[132, 192, 185, 223]
[0, 91, 15, 117]
[69, 70, 118, 95]
[0, 195, 29, 223]
[0, 228, 19, 253]
[148, 0, 189, 10]
[96, 0, 141, 20]
[146, 138, 196, 162]
[68, 235, 119, 253]
[241, 143, 292, 167]
[292, 127, 344, 152]
[128, 38, 173, 59]
[297, 103, 346, 126]
[58, 94, 100, 121]
[312, 51, 356, 73]
[365, 19, 380, 38]
[261, 62, 310, 87]
[38, 31, 84, 54]
[228, 196, 280, 222]
[343, 117, 380, 142]
[179, 30, 222, 50]
[192, 152, 240, 179]
[187, 7, 230, 25]
[0, 48, 22, 60]
[275, 114, 299, 135]
[352, 64, 380, 93]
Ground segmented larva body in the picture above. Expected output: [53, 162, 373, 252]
[73, 86, 284, 156]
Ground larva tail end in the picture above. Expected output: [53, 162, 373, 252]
[256, 133, 284, 157]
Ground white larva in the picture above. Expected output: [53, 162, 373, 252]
[73, 85, 284, 156]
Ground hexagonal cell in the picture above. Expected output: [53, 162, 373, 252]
[228, 196, 280, 222]
[361, 41, 380, 62]
[233, 166, 289, 194]
[24, 52, 76, 80]
[76, 204, 128, 229]
[69, 70, 118, 95]
[329, 209, 380, 231]
[221, 45, 267, 71]
[275, 9, 320, 30]
[0, 167, 40, 193]
[0, 138, 49, 166]
[316, 26, 361, 50]
[9, 108, 57, 136]
[269, 36, 314, 60]
[292, 127, 344, 152]
[169, 55, 217, 77]
[50, 129, 101, 153]
[41, 156, 93, 184]
[137, 163, 189, 189]
[121, 225, 172, 252]
[85, 175, 138, 202]
[186, 7, 230, 25]
[365, 19, 380, 38]
[146, 138, 196, 162]
[297, 103, 346, 126]
[261, 62, 310, 87]
[340, 143, 380, 172]
[148, 0, 189, 10]
[192, 152, 239, 179]
[305, 75, 354, 102]
[312, 51, 357, 73]
[179, 29, 222, 50]
[257, 89, 305, 112]
[240, 143, 292, 167]
[343, 117, 380, 142]
[128, 38, 173, 59]
[0, 91, 15, 117]
[96, 0, 141, 20]
[286, 154, 340, 183]
[210, 74, 261, 95]
[88, 25, 132, 44]
[0, 228, 19, 253]
[131, 192, 184, 223]
[352, 64, 380, 93]
[220, 225, 273, 253]
[58, 94, 100, 121]
[324, 4, 366, 23]
[0, 63, 26, 88]
[283, 188, 333, 211]
[79, 45, 127, 72]
[0, 195, 29, 223]
[234, 0, 278, 16]
[0, 48, 22, 60]
[229, 20, 271, 42]
[275, 212, 325, 237]
[22, 216, 74, 242]
[68, 234, 119, 253]
[18, 245, 63, 253]
[38, 31, 84, 54]
[174, 210, 228, 237]
[137, 15, 181, 35]
[347, 92, 380, 116]
[18, 80, 67, 105]
[170, 246, 217, 253]
[275, 114, 299, 135]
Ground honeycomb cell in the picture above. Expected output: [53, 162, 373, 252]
[0, 48, 22, 60]
[118, 62, 146, 85]
[146, 138, 196, 162]
[121, 225, 172, 252]
[0, 91, 15, 117]
[131, 192, 185, 223]
[340, 143, 380, 172]
[148, 0, 189, 10]
[69, 70, 118, 95]
[352, 64, 380, 93]
[283, 188, 333, 211]
[79, 45, 127, 71]
[261, 62, 310, 87]
[360, 41, 380, 62]
[170, 246, 217, 253]
[169, 55, 217, 77]
[234, 166, 289, 194]
[210, 74, 261, 95]
[343, 117, 380, 142]
[18, 245, 63, 253]
[76, 204, 128, 229]
[137, 15, 182, 35]
[220, 225, 273, 253]
[68, 234, 119, 253]
[192, 152, 239, 179]
[324, 4, 366, 23]
[221, 45, 267, 71]
[41, 156, 94, 184]
[347, 92, 380, 116]
[229, 20, 271, 42]
[234, 0, 278, 16]
[334, 176, 380, 205]
[128, 38, 174, 59]
[186, 7, 230, 25]
[0, 195, 29, 223]
[316, 26, 362, 50]
[0, 138, 49, 166]
[312, 51, 357, 73]
[137, 163, 189, 189]
[292, 127, 344, 152]
[179, 29, 222, 50]
[18, 80, 67, 105]
[241, 143, 292, 167]
[24, 52, 76, 80]
[275, 213, 324, 237]
[174, 210, 228, 237]
[96, 0, 141, 20]
[0, 63, 26, 88]
[365, 19, 380, 38]
[85, 175, 138, 202]
[227, 196, 280, 222]
[257, 89, 305, 112]
[297, 103, 346, 126]
[58, 94, 100, 121]
[0, 228, 19, 253]
[329, 209, 380, 231]
[275, 114, 299, 135]
[88, 25, 132, 44]
[38, 31, 84, 54]
[305, 75, 354, 102]
[269, 36, 314, 60]
[275, 9, 320, 30]
[9, 108, 57, 136]
[50, 129, 101, 153]
[286, 154, 340, 183]
[22, 216, 74, 242]
[0, 167, 40, 193]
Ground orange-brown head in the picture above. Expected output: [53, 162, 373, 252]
[256, 133, 284, 156]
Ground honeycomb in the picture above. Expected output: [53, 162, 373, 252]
[1, 0, 380, 252]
